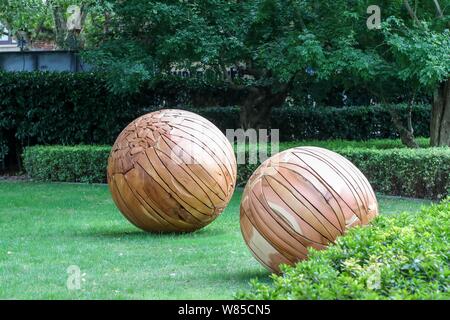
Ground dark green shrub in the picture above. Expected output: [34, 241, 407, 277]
[237, 199, 450, 300]
[22, 145, 110, 183]
[271, 104, 431, 141]
[338, 148, 450, 200]
[0, 72, 432, 168]
[23, 140, 449, 199]
[235, 137, 431, 153]
[194, 104, 431, 141]
[236, 144, 449, 199]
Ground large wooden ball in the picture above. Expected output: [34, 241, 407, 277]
[240, 147, 378, 273]
[107, 109, 237, 232]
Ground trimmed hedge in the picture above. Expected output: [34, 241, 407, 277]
[23, 140, 450, 199]
[339, 148, 450, 200]
[0, 72, 146, 169]
[237, 199, 450, 300]
[0, 72, 432, 168]
[236, 137, 431, 153]
[22, 145, 110, 183]
[235, 144, 450, 200]
[216, 104, 431, 141]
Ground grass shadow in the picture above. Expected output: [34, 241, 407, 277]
[225, 268, 272, 282]
[77, 225, 228, 239]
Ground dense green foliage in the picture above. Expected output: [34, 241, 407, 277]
[0, 0, 113, 50]
[23, 140, 449, 199]
[86, 0, 449, 97]
[0, 72, 138, 167]
[268, 138, 431, 151]
[339, 148, 450, 200]
[0, 72, 432, 168]
[83, 0, 449, 134]
[22, 145, 109, 183]
[238, 199, 450, 300]
[185, 104, 431, 141]
[0, 72, 237, 167]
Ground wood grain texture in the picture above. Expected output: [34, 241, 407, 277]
[107, 109, 237, 232]
[240, 147, 378, 273]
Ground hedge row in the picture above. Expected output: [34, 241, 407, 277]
[23, 145, 109, 184]
[339, 148, 450, 200]
[0, 72, 431, 168]
[238, 199, 450, 300]
[236, 144, 449, 200]
[0, 72, 144, 168]
[23, 140, 450, 199]
[231, 104, 431, 142]
[236, 137, 431, 153]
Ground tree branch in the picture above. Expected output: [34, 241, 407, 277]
[221, 64, 245, 91]
[79, 3, 90, 31]
[388, 107, 419, 148]
[50, 1, 67, 33]
[49, 0, 68, 48]
[432, 0, 444, 18]
[34, 2, 50, 40]
[403, 0, 421, 25]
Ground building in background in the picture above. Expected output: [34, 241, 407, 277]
[0, 23, 18, 52]
[0, 21, 86, 71]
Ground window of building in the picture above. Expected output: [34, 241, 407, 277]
[0, 23, 13, 44]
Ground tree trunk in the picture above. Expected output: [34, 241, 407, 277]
[51, 2, 88, 50]
[239, 87, 288, 130]
[430, 79, 450, 146]
[51, 4, 68, 49]
[21, 32, 32, 51]
[389, 106, 419, 148]
[65, 30, 81, 50]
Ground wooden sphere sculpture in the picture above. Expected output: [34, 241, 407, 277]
[240, 147, 378, 273]
[107, 109, 237, 232]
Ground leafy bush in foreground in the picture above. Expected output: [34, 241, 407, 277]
[237, 199, 450, 300]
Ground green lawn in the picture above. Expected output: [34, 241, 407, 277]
[0, 181, 432, 300]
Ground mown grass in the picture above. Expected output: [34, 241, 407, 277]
[0, 181, 432, 299]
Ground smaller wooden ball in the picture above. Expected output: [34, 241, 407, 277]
[107, 109, 237, 232]
[240, 147, 378, 273]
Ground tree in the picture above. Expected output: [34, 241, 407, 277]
[381, 1, 450, 147]
[83, 0, 343, 129]
[82, 1, 449, 145]
[49, 0, 90, 49]
[0, 0, 51, 50]
[0, 0, 110, 50]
